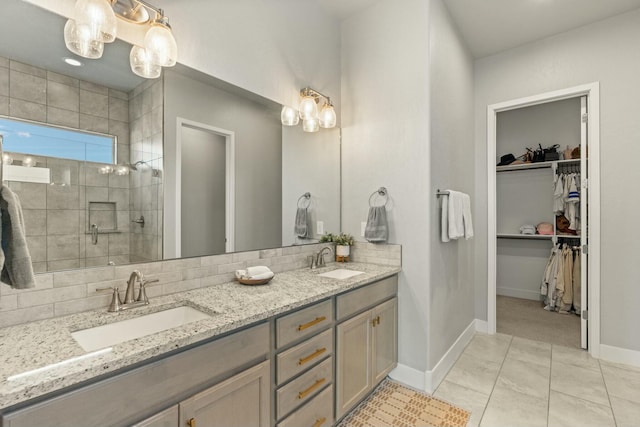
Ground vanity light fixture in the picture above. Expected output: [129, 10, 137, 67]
[63, 0, 177, 79]
[281, 87, 337, 132]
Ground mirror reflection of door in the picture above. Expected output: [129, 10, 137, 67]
[180, 125, 227, 257]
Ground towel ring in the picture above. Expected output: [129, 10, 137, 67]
[297, 192, 311, 209]
[369, 187, 388, 207]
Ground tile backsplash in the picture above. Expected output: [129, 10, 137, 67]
[0, 242, 401, 328]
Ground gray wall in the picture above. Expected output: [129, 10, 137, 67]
[474, 9, 640, 352]
[428, 0, 476, 370]
[163, 69, 282, 257]
[341, 0, 431, 372]
[281, 126, 341, 245]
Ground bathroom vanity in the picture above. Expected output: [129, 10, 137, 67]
[0, 264, 399, 427]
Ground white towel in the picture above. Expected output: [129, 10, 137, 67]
[442, 190, 473, 241]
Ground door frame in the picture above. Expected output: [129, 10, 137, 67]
[175, 117, 236, 256]
[486, 83, 601, 357]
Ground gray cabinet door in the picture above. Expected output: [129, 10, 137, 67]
[335, 310, 371, 419]
[132, 405, 179, 427]
[179, 361, 270, 427]
[372, 297, 398, 384]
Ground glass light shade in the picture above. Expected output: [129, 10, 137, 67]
[303, 117, 320, 133]
[115, 165, 130, 175]
[64, 19, 104, 59]
[319, 103, 337, 128]
[281, 106, 300, 126]
[99, 165, 114, 174]
[74, 0, 117, 43]
[144, 23, 178, 67]
[130, 45, 162, 79]
[298, 95, 318, 120]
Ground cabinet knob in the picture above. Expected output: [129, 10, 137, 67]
[187, 417, 196, 427]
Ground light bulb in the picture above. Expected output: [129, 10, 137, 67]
[22, 157, 35, 167]
[74, 0, 117, 43]
[64, 19, 104, 59]
[319, 103, 337, 128]
[298, 95, 318, 120]
[303, 117, 319, 133]
[130, 45, 162, 79]
[281, 106, 300, 126]
[2, 153, 13, 165]
[144, 21, 177, 67]
[115, 165, 130, 175]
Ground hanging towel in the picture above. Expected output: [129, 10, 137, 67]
[294, 207, 309, 238]
[441, 194, 450, 242]
[445, 190, 473, 241]
[365, 206, 388, 243]
[553, 175, 564, 214]
[0, 185, 35, 289]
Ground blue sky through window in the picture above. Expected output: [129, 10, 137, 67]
[0, 117, 115, 164]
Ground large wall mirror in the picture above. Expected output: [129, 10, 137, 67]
[0, 0, 341, 274]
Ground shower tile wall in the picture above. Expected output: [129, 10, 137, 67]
[0, 56, 132, 272]
[128, 79, 163, 263]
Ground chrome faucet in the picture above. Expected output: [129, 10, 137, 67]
[316, 246, 333, 268]
[97, 270, 158, 312]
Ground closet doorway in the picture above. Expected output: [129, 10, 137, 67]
[175, 118, 236, 257]
[486, 84, 601, 356]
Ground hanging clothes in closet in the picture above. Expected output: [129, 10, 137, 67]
[541, 243, 581, 315]
[553, 172, 581, 234]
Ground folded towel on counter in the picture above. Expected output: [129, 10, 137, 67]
[0, 185, 36, 288]
[365, 206, 388, 243]
[441, 190, 473, 242]
[235, 266, 275, 280]
[294, 207, 309, 238]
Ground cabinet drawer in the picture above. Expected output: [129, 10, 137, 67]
[277, 328, 333, 385]
[336, 275, 397, 321]
[276, 357, 333, 420]
[276, 299, 332, 348]
[277, 385, 334, 427]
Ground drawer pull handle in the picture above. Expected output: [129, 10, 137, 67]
[298, 347, 327, 365]
[187, 418, 196, 427]
[313, 417, 327, 427]
[298, 378, 326, 400]
[298, 316, 327, 331]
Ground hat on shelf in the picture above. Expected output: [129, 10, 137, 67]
[519, 224, 536, 235]
[497, 154, 516, 166]
[537, 222, 554, 235]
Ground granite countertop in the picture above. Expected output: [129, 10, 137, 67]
[0, 262, 400, 410]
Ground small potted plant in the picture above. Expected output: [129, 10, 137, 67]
[334, 232, 354, 262]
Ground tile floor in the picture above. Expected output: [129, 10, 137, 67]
[434, 333, 640, 427]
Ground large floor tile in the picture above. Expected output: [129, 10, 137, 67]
[443, 353, 502, 395]
[434, 380, 490, 427]
[506, 336, 552, 368]
[551, 344, 599, 372]
[548, 390, 615, 427]
[550, 360, 609, 405]
[480, 381, 547, 427]
[610, 395, 640, 427]
[497, 357, 550, 399]
[463, 333, 512, 364]
[601, 363, 640, 404]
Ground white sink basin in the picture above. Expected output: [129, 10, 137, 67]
[318, 269, 365, 280]
[71, 306, 213, 352]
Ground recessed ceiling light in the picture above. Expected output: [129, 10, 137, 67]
[64, 57, 83, 67]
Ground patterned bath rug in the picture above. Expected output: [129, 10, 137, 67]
[338, 378, 470, 427]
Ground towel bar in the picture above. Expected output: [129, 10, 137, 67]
[369, 187, 388, 207]
[436, 189, 450, 197]
[297, 192, 311, 208]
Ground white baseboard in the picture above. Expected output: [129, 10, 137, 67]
[496, 287, 541, 301]
[600, 344, 640, 368]
[389, 363, 426, 392]
[391, 319, 489, 394]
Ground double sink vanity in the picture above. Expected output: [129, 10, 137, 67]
[0, 262, 399, 427]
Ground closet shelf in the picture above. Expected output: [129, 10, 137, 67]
[497, 159, 580, 173]
[497, 233, 581, 240]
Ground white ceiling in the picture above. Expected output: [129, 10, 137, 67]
[317, 0, 640, 58]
